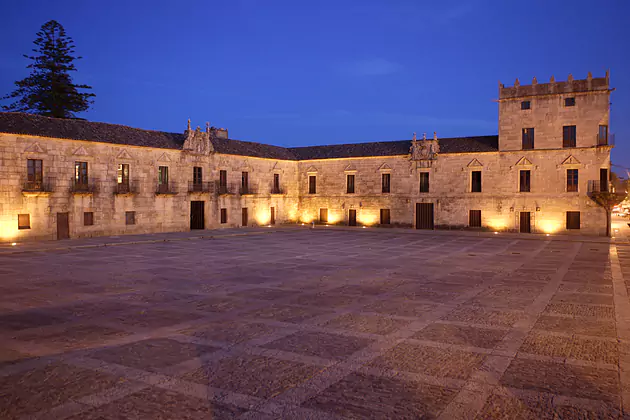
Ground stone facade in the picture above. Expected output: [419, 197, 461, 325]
[0, 72, 615, 241]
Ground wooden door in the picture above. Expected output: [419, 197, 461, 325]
[320, 208, 328, 223]
[270, 207, 276, 225]
[242, 207, 248, 227]
[520, 212, 531, 233]
[190, 201, 205, 230]
[57, 212, 69, 240]
[348, 209, 357, 226]
[415, 203, 434, 230]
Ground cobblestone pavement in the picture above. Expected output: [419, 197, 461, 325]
[1, 230, 629, 419]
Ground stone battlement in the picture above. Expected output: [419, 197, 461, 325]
[499, 71, 610, 100]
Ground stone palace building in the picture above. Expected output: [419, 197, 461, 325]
[0, 72, 615, 241]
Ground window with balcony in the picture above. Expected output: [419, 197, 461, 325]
[419, 172, 429, 193]
[563, 125, 576, 148]
[382, 173, 391, 193]
[567, 169, 578, 192]
[75, 161, 88, 185]
[522, 128, 535, 150]
[219, 170, 228, 194]
[27, 159, 43, 190]
[273, 173, 281, 194]
[347, 174, 355, 194]
[241, 171, 249, 194]
[117, 164, 130, 193]
[519, 170, 531, 192]
[158, 166, 169, 193]
[598, 125, 608, 146]
[471, 171, 482, 192]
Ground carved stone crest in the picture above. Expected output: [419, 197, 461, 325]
[409, 132, 439, 162]
[182, 120, 215, 155]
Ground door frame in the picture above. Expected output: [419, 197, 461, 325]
[190, 201, 205, 230]
[519, 211, 531, 233]
[57, 212, 70, 240]
[348, 209, 357, 226]
[415, 203, 434, 230]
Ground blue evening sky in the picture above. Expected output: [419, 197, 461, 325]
[1, 1, 628, 168]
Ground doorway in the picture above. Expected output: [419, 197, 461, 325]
[57, 212, 69, 240]
[320, 208, 328, 223]
[348, 209, 357, 226]
[520, 212, 531, 233]
[190, 201, 205, 230]
[242, 208, 248, 227]
[270, 207, 276, 225]
[415, 203, 434, 229]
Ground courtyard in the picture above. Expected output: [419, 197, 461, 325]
[0, 228, 629, 419]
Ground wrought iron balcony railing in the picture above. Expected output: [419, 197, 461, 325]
[215, 181, 234, 195]
[588, 180, 613, 193]
[240, 186, 257, 195]
[188, 181, 212, 193]
[115, 181, 139, 195]
[271, 187, 285, 194]
[597, 133, 615, 147]
[156, 183, 176, 195]
[22, 177, 54, 193]
[71, 178, 98, 194]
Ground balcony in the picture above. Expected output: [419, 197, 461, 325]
[188, 181, 212, 193]
[597, 133, 615, 147]
[239, 186, 257, 195]
[22, 177, 54, 197]
[71, 178, 98, 195]
[271, 187, 285, 195]
[156, 183, 177, 195]
[215, 181, 234, 196]
[588, 180, 613, 194]
[115, 181, 137, 196]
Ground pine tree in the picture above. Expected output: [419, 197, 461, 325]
[1, 20, 95, 118]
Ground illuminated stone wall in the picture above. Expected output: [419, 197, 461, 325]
[0, 134, 300, 242]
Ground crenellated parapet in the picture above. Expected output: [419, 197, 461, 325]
[498, 71, 611, 100]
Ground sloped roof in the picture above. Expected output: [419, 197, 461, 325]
[0, 112, 185, 149]
[0, 112, 498, 160]
[289, 135, 498, 159]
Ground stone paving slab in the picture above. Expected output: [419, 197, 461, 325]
[0, 229, 629, 418]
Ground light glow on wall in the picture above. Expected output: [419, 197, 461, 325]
[486, 218, 508, 231]
[539, 219, 562, 234]
[300, 211, 315, 224]
[0, 219, 19, 241]
[358, 211, 378, 226]
[255, 209, 271, 225]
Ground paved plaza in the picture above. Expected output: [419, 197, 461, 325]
[1, 229, 630, 419]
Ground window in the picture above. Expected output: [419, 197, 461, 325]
[241, 171, 249, 192]
[522, 128, 535, 150]
[125, 211, 135, 225]
[521, 101, 531, 110]
[309, 175, 317, 194]
[158, 166, 169, 185]
[347, 174, 355, 194]
[600, 168, 609, 192]
[382, 173, 391, 193]
[598, 125, 608, 145]
[380, 209, 391, 225]
[469, 210, 482, 228]
[519, 170, 531, 192]
[219, 170, 227, 188]
[193, 167, 202, 185]
[563, 125, 576, 148]
[27, 159, 43, 183]
[75, 161, 88, 184]
[567, 169, 578, 192]
[319, 208, 328, 223]
[564, 97, 575, 107]
[273, 173, 280, 192]
[84, 212, 94, 226]
[419, 172, 429, 193]
[220, 208, 227, 224]
[118, 164, 130, 185]
[471, 171, 482, 192]
[566, 211, 580, 229]
[18, 214, 30, 230]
